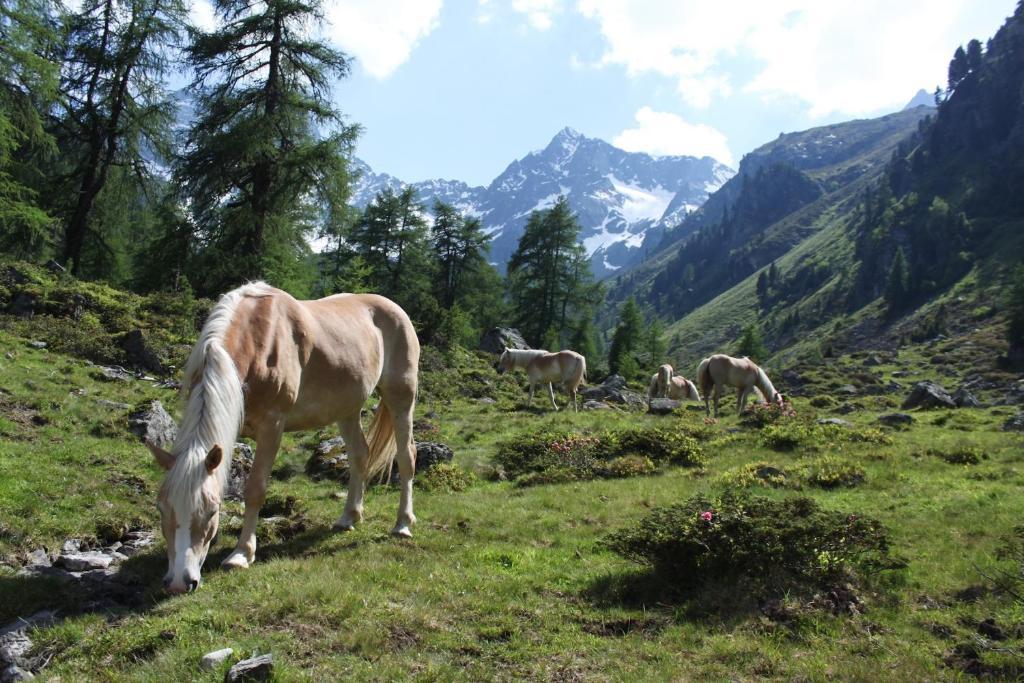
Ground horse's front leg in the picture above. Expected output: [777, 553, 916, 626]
[737, 387, 750, 416]
[527, 381, 536, 406]
[548, 383, 558, 411]
[713, 384, 722, 418]
[333, 415, 369, 531]
[223, 417, 283, 570]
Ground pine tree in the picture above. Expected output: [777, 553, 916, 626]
[176, 0, 358, 291]
[644, 317, 667, 365]
[56, 0, 186, 275]
[0, 0, 59, 257]
[966, 39, 983, 72]
[884, 247, 909, 314]
[948, 46, 969, 90]
[608, 297, 643, 377]
[736, 323, 768, 362]
[507, 196, 594, 346]
[430, 200, 489, 310]
[755, 270, 769, 309]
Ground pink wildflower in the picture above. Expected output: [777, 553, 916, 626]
[701, 510, 714, 522]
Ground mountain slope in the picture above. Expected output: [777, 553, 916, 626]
[349, 129, 733, 278]
[622, 5, 1024, 371]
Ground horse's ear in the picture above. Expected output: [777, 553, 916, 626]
[205, 444, 223, 473]
[147, 441, 175, 471]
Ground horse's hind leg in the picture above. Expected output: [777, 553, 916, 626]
[333, 415, 368, 531]
[713, 384, 722, 418]
[381, 387, 416, 538]
[548, 383, 558, 411]
[223, 418, 283, 570]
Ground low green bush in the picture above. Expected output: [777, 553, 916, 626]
[741, 400, 799, 428]
[494, 425, 705, 487]
[928, 445, 985, 465]
[796, 456, 866, 489]
[418, 463, 476, 492]
[760, 422, 818, 451]
[716, 462, 789, 489]
[603, 491, 899, 594]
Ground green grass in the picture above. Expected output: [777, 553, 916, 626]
[2, 316, 1024, 679]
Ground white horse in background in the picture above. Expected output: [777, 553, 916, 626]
[696, 354, 783, 417]
[497, 348, 587, 412]
[647, 364, 701, 403]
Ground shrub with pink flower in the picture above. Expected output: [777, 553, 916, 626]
[700, 510, 714, 522]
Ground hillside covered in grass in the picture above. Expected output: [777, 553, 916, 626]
[1, 266, 1024, 680]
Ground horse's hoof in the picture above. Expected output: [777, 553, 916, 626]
[221, 553, 250, 570]
[390, 525, 413, 538]
[332, 517, 356, 532]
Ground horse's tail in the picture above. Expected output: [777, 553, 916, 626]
[696, 357, 712, 397]
[364, 401, 398, 482]
[574, 354, 587, 387]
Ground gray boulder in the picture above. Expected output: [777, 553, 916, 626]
[582, 375, 645, 409]
[952, 387, 982, 408]
[878, 413, 915, 427]
[225, 654, 272, 682]
[1003, 413, 1024, 432]
[1, 664, 34, 681]
[93, 366, 134, 382]
[647, 398, 680, 415]
[901, 381, 956, 410]
[582, 400, 611, 410]
[56, 551, 114, 571]
[817, 418, 853, 427]
[479, 327, 530, 354]
[306, 437, 349, 483]
[226, 443, 254, 501]
[127, 400, 177, 448]
[200, 648, 234, 671]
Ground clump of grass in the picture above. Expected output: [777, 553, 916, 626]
[418, 463, 475, 492]
[741, 400, 799, 428]
[603, 491, 900, 596]
[928, 445, 986, 465]
[760, 422, 820, 451]
[716, 462, 789, 489]
[494, 425, 705, 487]
[796, 456, 866, 489]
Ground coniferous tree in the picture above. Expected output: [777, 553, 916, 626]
[884, 247, 909, 313]
[507, 196, 594, 346]
[176, 0, 358, 292]
[736, 323, 768, 362]
[608, 296, 643, 377]
[948, 46, 969, 90]
[0, 0, 59, 256]
[56, 0, 186, 275]
[430, 200, 489, 310]
[755, 270, 769, 309]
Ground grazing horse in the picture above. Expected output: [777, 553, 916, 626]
[496, 348, 587, 412]
[647, 364, 701, 403]
[146, 283, 419, 594]
[696, 354, 782, 417]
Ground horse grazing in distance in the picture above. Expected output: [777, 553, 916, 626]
[647, 364, 701, 403]
[146, 283, 419, 594]
[497, 348, 587, 412]
[696, 354, 782, 417]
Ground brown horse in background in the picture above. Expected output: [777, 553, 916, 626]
[147, 283, 419, 594]
[696, 354, 782, 417]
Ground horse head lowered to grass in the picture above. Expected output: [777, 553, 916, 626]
[146, 283, 420, 594]
[696, 353, 783, 418]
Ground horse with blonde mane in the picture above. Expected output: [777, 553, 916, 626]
[696, 354, 782, 417]
[496, 348, 586, 412]
[647, 364, 701, 403]
[146, 283, 419, 594]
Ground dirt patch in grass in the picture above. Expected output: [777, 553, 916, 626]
[579, 615, 668, 637]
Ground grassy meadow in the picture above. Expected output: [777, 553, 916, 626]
[2, 319, 1024, 680]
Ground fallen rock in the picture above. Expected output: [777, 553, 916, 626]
[477, 397, 496, 405]
[1, 664, 34, 681]
[225, 654, 272, 682]
[26, 341, 46, 350]
[226, 443, 254, 502]
[582, 400, 611, 410]
[479, 327, 530, 354]
[755, 466, 786, 482]
[602, 375, 627, 390]
[56, 551, 114, 571]
[127, 400, 177, 448]
[837, 384, 858, 396]
[388, 442, 455, 484]
[902, 381, 956, 410]
[647, 398, 680, 415]
[878, 413, 915, 427]
[93, 366, 133, 383]
[306, 437, 349, 483]
[817, 418, 853, 427]
[862, 355, 884, 367]
[952, 388, 982, 408]
[24, 550, 49, 568]
[117, 330, 165, 375]
[1003, 413, 1024, 432]
[200, 648, 234, 670]
[0, 612, 56, 670]
[1001, 382, 1024, 406]
[94, 399, 130, 411]
[8, 292, 37, 318]
[582, 376, 645, 409]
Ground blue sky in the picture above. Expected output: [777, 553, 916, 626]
[251, 0, 1020, 186]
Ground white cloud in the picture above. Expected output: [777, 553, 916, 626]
[613, 107, 734, 167]
[577, 0, 1010, 116]
[324, 0, 442, 79]
[477, 0, 494, 24]
[511, 0, 561, 30]
[189, 0, 216, 33]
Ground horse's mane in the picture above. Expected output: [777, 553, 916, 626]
[163, 282, 269, 511]
[754, 365, 778, 401]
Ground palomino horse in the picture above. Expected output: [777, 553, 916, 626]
[647, 364, 701, 403]
[146, 283, 419, 594]
[696, 354, 782, 417]
[496, 348, 587, 412]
